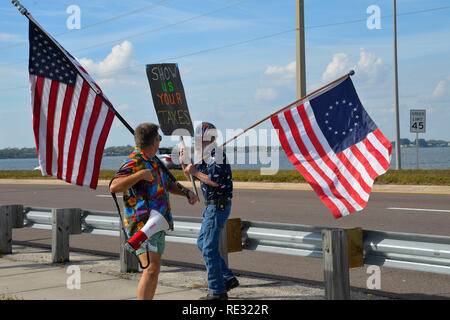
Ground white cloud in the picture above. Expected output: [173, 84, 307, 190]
[265, 61, 296, 76]
[254, 88, 278, 101]
[432, 75, 450, 100]
[0, 32, 21, 42]
[322, 53, 348, 82]
[78, 40, 134, 77]
[254, 61, 296, 101]
[322, 48, 385, 85]
[353, 48, 384, 85]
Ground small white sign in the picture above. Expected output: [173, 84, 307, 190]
[410, 109, 426, 133]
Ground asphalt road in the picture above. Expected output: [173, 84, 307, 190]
[2, 182, 450, 299]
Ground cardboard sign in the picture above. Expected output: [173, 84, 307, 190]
[146, 63, 194, 136]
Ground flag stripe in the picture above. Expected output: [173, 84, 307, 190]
[38, 78, 52, 176]
[71, 89, 97, 185]
[355, 139, 385, 175]
[362, 137, 390, 171]
[283, 108, 356, 214]
[368, 130, 391, 165]
[272, 114, 343, 217]
[83, 103, 109, 187]
[278, 111, 350, 216]
[373, 128, 393, 155]
[340, 148, 375, 187]
[61, 77, 84, 180]
[76, 95, 103, 186]
[65, 80, 90, 183]
[336, 151, 373, 195]
[32, 76, 45, 154]
[51, 83, 66, 176]
[57, 84, 75, 180]
[45, 81, 59, 175]
[348, 144, 379, 180]
[90, 109, 114, 189]
[296, 103, 368, 207]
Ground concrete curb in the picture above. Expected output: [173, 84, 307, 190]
[1, 179, 449, 194]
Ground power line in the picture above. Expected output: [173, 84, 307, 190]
[67, 0, 251, 54]
[0, 0, 175, 50]
[1, 4, 449, 78]
[0, 0, 250, 67]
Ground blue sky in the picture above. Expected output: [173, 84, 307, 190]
[1, 0, 449, 149]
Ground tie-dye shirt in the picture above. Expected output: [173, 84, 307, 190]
[114, 148, 173, 238]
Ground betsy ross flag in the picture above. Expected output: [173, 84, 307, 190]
[271, 77, 392, 218]
[28, 20, 115, 189]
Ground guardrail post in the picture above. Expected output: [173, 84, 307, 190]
[52, 208, 74, 263]
[69, 208, 82, 235]
[120, 219, 138, 273]
[322, 228, 350, 300]
[0, 205, 23, 254]
[0, 205, 12, 254]
[11, 204, 24, 229]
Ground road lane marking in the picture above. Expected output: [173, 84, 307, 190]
[388, 207, 450, 213]
[97, 195, 122, 198]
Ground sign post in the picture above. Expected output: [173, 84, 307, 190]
[410, 109, 426, 169]
[146, 63, 198, 196]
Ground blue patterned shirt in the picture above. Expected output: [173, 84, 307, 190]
[195, 148, 233, 201]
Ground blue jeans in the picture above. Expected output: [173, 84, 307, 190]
[197, 204, 235, 294]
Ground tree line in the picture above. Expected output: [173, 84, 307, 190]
[0, 145, 134, 159]
[1, 139, 449, 159]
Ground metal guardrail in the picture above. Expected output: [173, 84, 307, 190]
[20, 206, 450, 276]
[364, 230, 450, 275]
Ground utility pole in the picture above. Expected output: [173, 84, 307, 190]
[393, 0, 402, 169]
[296, 0, 306, 99]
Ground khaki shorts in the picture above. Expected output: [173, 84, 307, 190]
[135, 230, 166, 255]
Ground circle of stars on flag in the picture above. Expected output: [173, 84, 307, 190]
[324, 99, 361, 136]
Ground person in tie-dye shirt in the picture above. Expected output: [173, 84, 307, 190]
[110, 122, 198, 300]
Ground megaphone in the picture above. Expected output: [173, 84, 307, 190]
[124, 209, 169, 255]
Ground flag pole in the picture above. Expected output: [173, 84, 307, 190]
[192, 70, 355, 166]
[10, 0, 193, 199]
[219, 70, 355, 150]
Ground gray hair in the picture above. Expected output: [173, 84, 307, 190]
[134, 123, 159, 148]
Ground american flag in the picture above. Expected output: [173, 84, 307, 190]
[271, 77, 392, 218]
[28, 20, 115, 189]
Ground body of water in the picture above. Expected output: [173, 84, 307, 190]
[1, 147, 449, 171]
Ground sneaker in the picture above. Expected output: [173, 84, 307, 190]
[225, 277, 240, 291]
[199, 293, 228, 300]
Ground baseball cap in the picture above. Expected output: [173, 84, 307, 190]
[194, 122, 216, 141]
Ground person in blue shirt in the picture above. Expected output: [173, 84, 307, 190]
[180, 122, 239, 300]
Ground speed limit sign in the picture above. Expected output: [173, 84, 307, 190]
[410, 109, 426, 133]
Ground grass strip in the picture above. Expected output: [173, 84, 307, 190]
[0, 169, 449, 185]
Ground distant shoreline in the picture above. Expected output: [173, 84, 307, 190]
[1, 144, 450, 160]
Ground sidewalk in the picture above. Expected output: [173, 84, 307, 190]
[0, 244, 389, 300]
